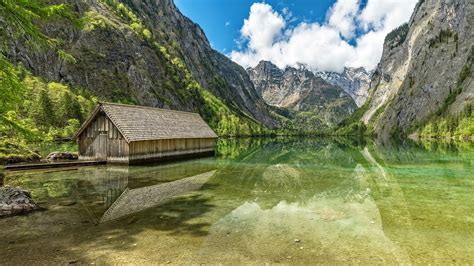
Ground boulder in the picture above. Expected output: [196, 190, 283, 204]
[0, 186, 40, 217]
[46, 152, 78, 161]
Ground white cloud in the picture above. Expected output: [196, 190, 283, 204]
[230, 0, 417, 72]
[327, 0, 359, 39]
[225, 21, 231, 27]
[240, 3, 285, 52]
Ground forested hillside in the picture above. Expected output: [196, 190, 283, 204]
[0, 0, 290, 162]
[2, 0, 284, 139]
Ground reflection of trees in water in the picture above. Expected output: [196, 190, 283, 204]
[3, 138, 473, 264]
[5, 170, 78, 200]
[367, 137, 473, 165]
[210, 138, 371, 209]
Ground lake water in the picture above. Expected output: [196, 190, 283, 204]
[2, 138, 474, 264]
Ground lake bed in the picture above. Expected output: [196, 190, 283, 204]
[2, 138, 473, 264]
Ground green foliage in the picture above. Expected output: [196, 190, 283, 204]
[336, 101, 371, 136]
[385, 23, 409, 48]
[32, 89, 57, 129]
[62, 119, 80, 139]
[142, 29, 152, 40]
[57, 50, 77, 64]
[82, 10, 116, 31]
[0, 57, 23, 116]
[336, 121, 367, 137]
[419, 103, 474, 140]
[0, 111, 40, 140]
[0, 73, 96, 143]
[282, 111, 327, 135]
[101, 0, 152, 40]
[197, 86, 270, 136]
[416, 62, 473, 140]
[455, 116, 474, 137]
[58, 91, 83, 126]
[0, 0, 71, 47]
[0, 138, 40, 164]
[0, 0, 73, 138]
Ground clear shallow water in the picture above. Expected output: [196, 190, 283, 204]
[2, 138, 474, 264]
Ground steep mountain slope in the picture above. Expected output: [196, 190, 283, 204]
[5, 0, 279, 135]
[248, 61, 357, 127]
[359, 0, 473, 138]
[315, 67, 372, 107]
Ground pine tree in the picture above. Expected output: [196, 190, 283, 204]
[33, 89, 56, 129]
[432, 120, 439, 135]
[464, 103, 472, 117]
[59, 92, 83, 125]
[0, 1, 71, 132]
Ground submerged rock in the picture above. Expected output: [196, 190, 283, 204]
[0, 186, 40, 217]
[46, 152, 78, 161]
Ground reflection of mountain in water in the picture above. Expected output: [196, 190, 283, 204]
[181, 138, 424, 263]
[194, 145, 414, 264]
[3, 137, 472, 263]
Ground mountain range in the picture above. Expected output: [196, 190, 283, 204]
[315, 67, 372, 107]
[248, 61, 357, 127]
[4, 0, 473, 138]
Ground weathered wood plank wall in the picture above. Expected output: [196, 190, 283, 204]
[78, 112, 216, 164]
[78, 112, 129, 161]
[128, 138, 216, 162]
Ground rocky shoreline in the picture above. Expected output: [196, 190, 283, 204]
[46, 152, 78, 161]
[0, 186, 40, 217]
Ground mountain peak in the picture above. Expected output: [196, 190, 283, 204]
[252, 60, 281, 71]
[248, 60, 357, 128]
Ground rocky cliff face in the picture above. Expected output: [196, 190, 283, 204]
[361, 0, 473, 138]
[248, 61, 357, 126]
[315, 67, 372, 107]
[6, 0, 279, 130]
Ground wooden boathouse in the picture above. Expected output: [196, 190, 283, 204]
[74, 102, 218, 164]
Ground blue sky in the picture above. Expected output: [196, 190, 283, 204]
[175, 0, 338, 53]
[174, 0, 416, 72]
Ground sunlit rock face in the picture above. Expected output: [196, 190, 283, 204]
[248, 61, 357, 126]
[360, 0, 473, 138]
[315, 67, 372, 107]
[5, 0, 279, 128]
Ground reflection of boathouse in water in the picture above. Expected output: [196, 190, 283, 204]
[74, 102, 218, 164]
[74, 164, 216, 224]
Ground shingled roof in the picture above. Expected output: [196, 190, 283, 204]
[100, 170, 215, 223]
[74, 102, 218, 142]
